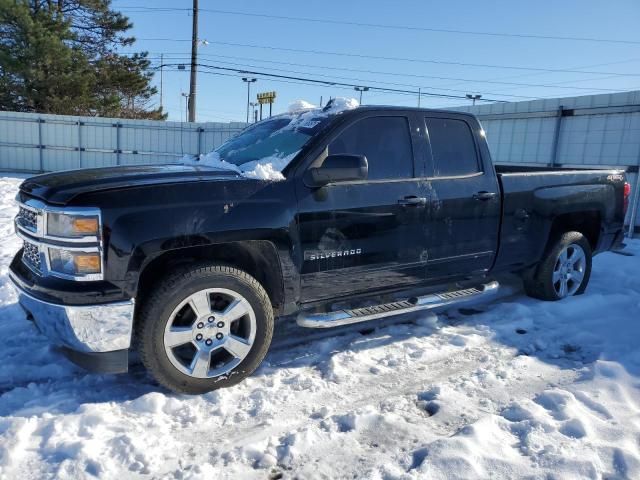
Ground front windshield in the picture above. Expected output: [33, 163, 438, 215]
[186, 98, 360, 180]
[215, 112, 330, 167]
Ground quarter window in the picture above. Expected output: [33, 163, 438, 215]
[328, 116, 413, 180]
[425, 118, 480, 177]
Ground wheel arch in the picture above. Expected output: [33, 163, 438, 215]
[546, 210, 601, 253]
[135, 240, 286, 314]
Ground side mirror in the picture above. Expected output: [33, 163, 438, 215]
[306, 154, 368, 187]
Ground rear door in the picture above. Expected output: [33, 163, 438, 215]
[295, 113, 430, 303]
[422, 115, 501, 279]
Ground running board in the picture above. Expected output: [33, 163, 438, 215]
[297, 281, 499, 328]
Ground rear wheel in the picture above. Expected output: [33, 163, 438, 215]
[137, 264, 274, 394]
[524, 231, 592, 301]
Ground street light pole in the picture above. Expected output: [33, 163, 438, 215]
[181, 93, 189, 122]
[354, 86, 369, 105]
[250, 102, 259, 123]
[160, 53, 164, 111]
[242, 78, 257, 124]
[466, 94, 482, 106]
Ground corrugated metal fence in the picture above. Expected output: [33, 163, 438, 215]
[453, 90, 640, 234]
[1, 90, 639, 233]
[0, 110, 247, 172]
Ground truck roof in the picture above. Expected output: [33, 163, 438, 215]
[340, 104, 476, 118]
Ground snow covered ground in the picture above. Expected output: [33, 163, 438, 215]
[0, 173, 639, 479]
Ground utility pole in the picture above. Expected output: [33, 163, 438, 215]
[242, 78, 257, 123]
[188, 0, 198, 122]
[466, 94, 482, 106]
[160, 53, 164, 111]
[417, 87, 421, 108]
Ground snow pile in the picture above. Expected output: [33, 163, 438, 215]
[0, 174, 28, 307]
[182, 151, 241, 174]
[184, 151, 300, 182]
[0, 173, 639, 478]
[242, 163, 285, 181]
[182, 151, 291, 181]
[280, 97, 359, 134]
[322, 97, 359, 112]
[288, 99, 317, 113]
[285, 97, 359, 129]
[288, 97, 360, 115]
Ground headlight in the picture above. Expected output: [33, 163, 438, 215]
[16, 199, 104, 281]
[49, 248, 101, 277]
[47, 212, 99, 238]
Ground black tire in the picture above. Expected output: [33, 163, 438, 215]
[524, 231, 592, 301]
[136, 263, 274, 394]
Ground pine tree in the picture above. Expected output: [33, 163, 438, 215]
[0, 0, 165, 119]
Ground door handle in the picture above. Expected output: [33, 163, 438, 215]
[473, 191, 497, 201]
[398, 195, 427, 206]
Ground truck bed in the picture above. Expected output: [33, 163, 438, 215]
[493, 167, 626, 273]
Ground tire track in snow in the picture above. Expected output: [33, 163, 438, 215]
[165, 330, 579, 476]
[0, 308, 427, 398]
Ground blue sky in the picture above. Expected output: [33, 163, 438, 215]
[113, 0, 640, 123]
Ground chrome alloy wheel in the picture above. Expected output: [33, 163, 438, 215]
[552, 244, 586, 298]
[163, 288, 257, 379]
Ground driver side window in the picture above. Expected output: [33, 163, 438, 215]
[328, 116, 414, 180]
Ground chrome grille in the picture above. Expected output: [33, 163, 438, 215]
[22, 241, 42, 273]
[17, 206, 38, 232]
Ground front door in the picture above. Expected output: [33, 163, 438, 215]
[295, 114, 429, 303]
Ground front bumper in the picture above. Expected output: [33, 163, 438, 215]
[9, 269, 135, 373]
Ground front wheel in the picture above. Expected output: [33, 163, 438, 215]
[524, 231, 592, 301]
[136, 264, 274, 394]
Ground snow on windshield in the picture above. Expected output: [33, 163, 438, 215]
[183, 97, 360, 181]
[183, 150, 298, 181]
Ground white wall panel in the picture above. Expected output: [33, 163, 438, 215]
[455, 90, 640, 169]
[0, 111, 246, 172]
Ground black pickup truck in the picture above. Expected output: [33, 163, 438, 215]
[9, 103, 630, 393]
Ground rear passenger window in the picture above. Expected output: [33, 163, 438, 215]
[425, 118, 480, 177]
[328, 116, 413, 180]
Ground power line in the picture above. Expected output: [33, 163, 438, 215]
[158, 62, 510, 103]
[136, 38, 640, 77]
[141, 52, 640, 102]
[160, 64, 638, 107]
[150, 57, 535, 100]
[177, 67, 392, 100]
[438, 57, 640, 92]
[119, 6, 640, 45]
[132, 52, 640, 91]
[145, 52, 640, 105]
[149, 51, 634, 94]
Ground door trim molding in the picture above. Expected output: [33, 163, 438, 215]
[426, 250, 494, 265]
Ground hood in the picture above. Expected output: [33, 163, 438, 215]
[19, 164, 245, 205]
